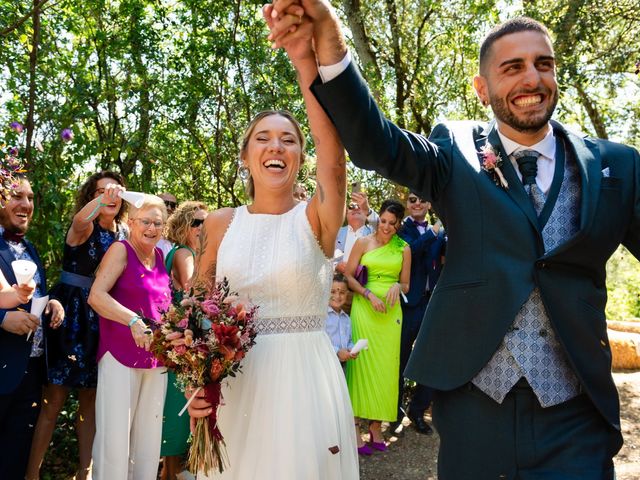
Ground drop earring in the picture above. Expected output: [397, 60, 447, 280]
[238, 162, 250, 181]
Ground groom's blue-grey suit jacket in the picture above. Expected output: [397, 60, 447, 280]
[312, 62, 640, 442]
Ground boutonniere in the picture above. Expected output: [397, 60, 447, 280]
[479, 144, 509, 189]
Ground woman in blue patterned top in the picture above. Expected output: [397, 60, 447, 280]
[26, 172, 128, 480]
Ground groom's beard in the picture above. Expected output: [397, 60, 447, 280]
[490, 88, 558, 133]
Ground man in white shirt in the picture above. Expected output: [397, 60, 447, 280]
[157, 192, 177, 257]
[334, 191, 378, 272]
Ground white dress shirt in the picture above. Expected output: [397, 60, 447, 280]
[343, 224, 369, 263]
[497, 126, 556, 194]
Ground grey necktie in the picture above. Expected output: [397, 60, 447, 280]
[513, 150, 545, 214]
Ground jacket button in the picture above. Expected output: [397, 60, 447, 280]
[600, 339, 607, 347]
[536, 261, 546, 269]
[539, 329, 548, 337]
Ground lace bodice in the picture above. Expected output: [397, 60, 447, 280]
[217, 203, 333, 334]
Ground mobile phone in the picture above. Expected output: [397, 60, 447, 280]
[351, 181, 362, 194]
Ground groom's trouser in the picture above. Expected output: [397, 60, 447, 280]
[432, 378, 621, 480]
[397, 294, 433, 421]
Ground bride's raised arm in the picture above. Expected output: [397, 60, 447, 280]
[265, 6, 346, 258]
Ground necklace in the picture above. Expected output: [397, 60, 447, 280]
[128, 241, 155, 268]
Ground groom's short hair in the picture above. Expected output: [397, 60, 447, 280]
[479, 17, 552, 74]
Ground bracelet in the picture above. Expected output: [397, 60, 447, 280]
[85, 194, 108, 221]
[128, 315, 142, 328]
[363, 288, 371, 299]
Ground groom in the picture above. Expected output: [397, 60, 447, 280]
[267, 2, 639, 478]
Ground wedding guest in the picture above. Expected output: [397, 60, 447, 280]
[390, 192, 446, 436]
[157, 192, 178, 257]
[325, 273, 356, 372]
[160, 201, 207, 480]
[88, 194, 170, 480]
[26, 171, 128, 480]
[0, 177, 64, 480]
[159, 192, 178, 216]
[343, 199, 410, 453]
[269, 4, 636, 477]
[334, 190, 378, 272]
[186, 23, 360, 475]
[293, 183, 308, 201]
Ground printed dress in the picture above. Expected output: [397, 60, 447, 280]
[47, 222, 126, 387]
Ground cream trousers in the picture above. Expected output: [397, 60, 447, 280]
[92, 351, 167, 480]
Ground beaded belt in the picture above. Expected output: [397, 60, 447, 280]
[255, 315, 325, 335]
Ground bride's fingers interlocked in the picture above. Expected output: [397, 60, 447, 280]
[265, 4, 305, 43]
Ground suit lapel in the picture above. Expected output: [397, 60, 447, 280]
[551, 121, 600, 232]
[540, 122, 601, 258]
[485, 124, 541, 235]
[0, 239, 18, 284]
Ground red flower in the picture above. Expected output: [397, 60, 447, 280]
[212, 324, 241, 349]
[210, 359, 224, 381]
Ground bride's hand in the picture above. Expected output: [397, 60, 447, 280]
[186, 389, 212, 419]
[263, 4, 314, 62]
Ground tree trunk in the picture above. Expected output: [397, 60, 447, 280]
[574, 81, 608, 139]
[384, 0, 405, 127]
[339, 0, 381, 86]
[24, 0, 41, 166]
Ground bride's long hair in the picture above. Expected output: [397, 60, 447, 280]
[238, 110, 306, 199]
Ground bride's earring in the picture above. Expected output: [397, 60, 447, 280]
[238, 162, 250, 181]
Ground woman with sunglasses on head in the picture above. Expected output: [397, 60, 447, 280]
[26, 171, 128, 480]
[88, 195, 171, 480]
[159, 201, 208, 480]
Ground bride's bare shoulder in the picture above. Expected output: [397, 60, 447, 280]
[201, 207, 235, 243]
[205, 207, 235, 228]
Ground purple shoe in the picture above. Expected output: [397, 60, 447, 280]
[358, 444, 374, 456]
[368, 430, 388, 451]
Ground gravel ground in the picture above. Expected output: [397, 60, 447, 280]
[360, 371, 640, 480]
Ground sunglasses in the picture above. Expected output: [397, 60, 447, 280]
[164, 200, 177, 209]
[347, 203, 360, 210]
[191, 218, 205, 228]
[408, 196, 426, 204]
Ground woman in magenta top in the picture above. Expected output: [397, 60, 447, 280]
[88, 192, 170, 480]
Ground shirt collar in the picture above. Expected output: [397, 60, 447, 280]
[348, 224, 367, 234]
[497, 124, 556, 160]
[327, 306, 346, 315]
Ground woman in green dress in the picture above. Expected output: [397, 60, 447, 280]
[160, 201, 207, 480]
[344, 199, 411, 453]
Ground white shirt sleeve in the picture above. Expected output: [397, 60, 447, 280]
[317, 51, 352, 83]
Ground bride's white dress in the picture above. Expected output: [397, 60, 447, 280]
[201, 203, 359, 479]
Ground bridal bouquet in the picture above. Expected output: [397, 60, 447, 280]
[151, 278, 258, 474]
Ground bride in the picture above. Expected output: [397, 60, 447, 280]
[187, 10, 359, 480]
